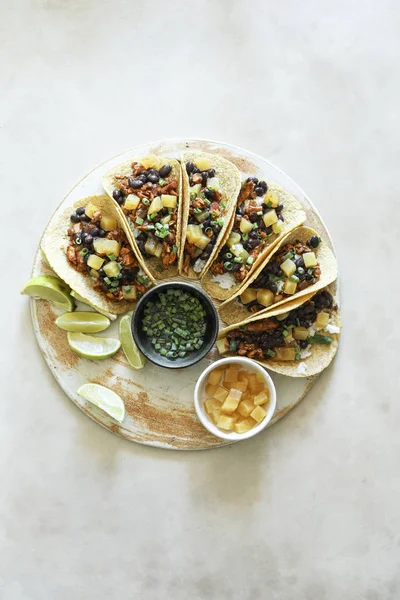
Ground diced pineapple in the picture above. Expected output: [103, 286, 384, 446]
[250, 405, 267, 423]
[124, 194, 140, 211]
[227, 231, 241, 247]
[234, 418, 257, 434]
[160, 215, 171, 225]
[195, 233, 211, 250]
[213, 386, 229, 402]
[276, 311, 289, 321]
[303, 252, 317, 268]
[195, 157, 212, 171]
[231, 243, 249, 261]
[263, 209, 278, 228]
[140, 155, 160, 169]
[238, 371, 248, 382]
[144, 237, 163, 257]
[240, 288, 258, 304]
[315, 311, 329, 329]
[189, 184, 201, 196]
[283, 279, 297, 295]
[221, 389, 242, 413]
[254, 390, 269, 406]
[235, 379, 248, 392]
[208, 369, 222, 386]
[240, 218, 253, 234]
[238, 398, 256, 417]
[103, 261, 121, 278]
[293, 326, 309, 341]
[148, 196, 163, 215]
[205, 384, 218, 397]
[264, 190, 280, 208]
[272, 221, 284, 234]
[122, 286, 137, 301]
[205, 398, 221, 414]
[210, 407, 221, 425]
[186, 224, 203, 245]
[224, 368, 238, 383]
[87, 254, 104, 270]
[85, 203, 98, 219]
[273, 346, 296, 361]
[161, 194, 177, 209]
[216, 338, 229, 355]
[257, 289, 274, 308]
[217, 414, 236, 431]
[255, 372, 265, 383]
[93, 238, 121, 257]
[280, 258, 296, 277]
[247, 373, 264, 394]
[89, 269, 99, 279]
[100, 215, 117, 232]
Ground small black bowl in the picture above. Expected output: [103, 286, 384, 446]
[132, 281, 219, 369]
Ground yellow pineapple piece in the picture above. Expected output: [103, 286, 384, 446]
[238, 398, 256, 417]
[210, 407, 221, 425]
[205, 398, 222, 414]
[255, 372, 265, 383]
[234, 418, 257, 434]
[238, 371, 248, 382]
[253, 390, 270, 406]
[221, 388, 242, 414]
[217, 414, 237, 431]
[213, 386, 229, 402]
[208, 369, 222, 386]
[206, 383, 218, 397]
[235, 379, 248, 392]
[224, 368, 238, 384]
[250, 405, 267, 423]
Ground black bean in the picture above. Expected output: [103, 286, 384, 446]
[262, 204, 270, 214]
[267, 281, 278, 294]
[249, 212, 258, 223]
[307, 235, 320, 248]
[249, 231, 258, 239]
[212, 225, 221, 235]
[265, 226, 272, 235]
[278, 214, 284, 222]
[99, 229, 106, 237]
[204, 187, 215, 199]
[186, 161, 195, 174]
[266, 260, 280, 275]
[295, 257, 305, 269]
[147, 173, 159, 184]
[84, 235, 93, 246]
[70, 214, 80, 223]
[208, 168, 216, 178]
[129, 177, 144, 189]
[90, 227, 99, 237]
[299, 340, 309, 349]
[137, 173, 147, 182]
[255, 186, 265, 196]
[76, 206, 86, 215]
[246, 176, 258, 184]
[80, 214, 91, 222]
[201, 172, 208, 186]
[192, 166, 201, 174]
[314, 291, 333, 309]
[247, 238, 259, 249]
[100, 281, 109, 292]
[258, 181, 268, 192]
[159, 164, 172, 178]
[276, 203, 284, 213]
[148, 168, 159, 177]
[113, 189, 122, 201]
[236, 205, 245, 216]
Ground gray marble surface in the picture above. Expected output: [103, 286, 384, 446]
[2, 1, 400, 598]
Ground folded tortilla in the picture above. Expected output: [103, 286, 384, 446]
[178, 151, 241, 279]
[201, 182, 306, 301]
[102, 156, 183, 280]
[219, 226, 338, 325]
[41, 195, 155, 315]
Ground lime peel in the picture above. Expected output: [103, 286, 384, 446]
[67, 332, 121, 360]
[77, 383, 125, 423]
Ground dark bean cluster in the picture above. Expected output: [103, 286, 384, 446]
[246, 176, 268, 197]
[112, 164, 172, 204]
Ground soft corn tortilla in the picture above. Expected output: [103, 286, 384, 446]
[41, 195, 155, 315]
[218, 226, 338, 325]
[102, 156, 183, 280]
[178, 151, 241, 279]
[217, 288, 341, 377]
[201, 183, 306, 301]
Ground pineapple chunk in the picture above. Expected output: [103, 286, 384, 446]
[221, 389, 242, 413]
[205, 383, 218, 397]
[250, 405, 267, 423]
[186, 224, 203, 245]
[235, 379, 248, 393]
[216, 338, 229, 355]
[189, 184, 201, 196]
[93, 238, 121, 257]
[213, 386, 229, 402]
[238, 370, 248, 382]
[100, 215, 117, 232]
[238, 398, 256, 417]
[280, 258, 296, 277]
[161, 194, 177, 209]
[227, 231, 241, 247]
[124, 194, 140, 211]
[205, 398, 221, 414]
[103, 261, 120, 278]
[208, 369, 222, 386]
[86, 254, 104, 270]
[254, 390, 269, 406]
[240, 218, 253, 234]
[255, 372, 265, 383]
[140, 155, 160, 169]
[303, 252, 317, 268]
[89, 269, 99, 279]
[272, 221, 284, 234]
[123, 286, 137, 301]
[85, 203, 98, 219]
[257, 289, 274, 308]
[148, 196, 163, 215]
[240, 288, 258, 304]
[195, 157, 212, 171]
[293, 326, 308, 340]
[224, 368, 238, 383]
[315, 311, 329, 329]
[273, 346, 296, 361]
[195, 233, 211, 250]
[247, 374, 264, 395]
[217, 414, 236, 431]
[283, 279, 297, 295]
[234, 418, 257, 434]
[264, 190, 280, 208]
[263, 209, 278, 228]
[210, 407, 221, 425]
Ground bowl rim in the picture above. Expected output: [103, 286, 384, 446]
[132, 281, 219, 369]
[194, 356, 277, 441]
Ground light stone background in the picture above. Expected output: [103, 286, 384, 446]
[1, 1, 399, 598]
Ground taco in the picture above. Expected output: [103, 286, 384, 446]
[219, 226, 338, 325]
[216, 288, 341, 377]
[102, 155, 182, 280]
[201, 178, 306, 300]
[41, 195, 155, 315]
[178, 151, 241, 279]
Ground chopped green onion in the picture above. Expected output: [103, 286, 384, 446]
[216, 217, 224, 227]
[265, 348, 276, 358]
[297, 267, 305, 275]
[290, 274, 300, 283]
[124, 286, 132, 292]
[226, 252, 233, 259]
[172, 245, 178, 254]
[309, 334, 332, 345]
[221, 201, 227, 209]
[224, 261, 233, 270]
[190, 193, 197, 201]
[159, 178, 165, 186]
[257, 211, 263, 216]
[246, 256, 254, 265]
[107, 253, 117, 261]
[168, 208, 174, 214]
[104, 277, 111, 285]
[252, 223, 258, 230]
[242, 233, 249, 241]
[80, 248, 89, 256]
[75, 237, 82, 245]
[234, 257, 243, 263]
[135, 217, 144, 225]
[137, 275, 150, 286]
[204, 198, 211, 205]
[283, 251, 294, 260]
[142, 198, 150, 205]
[295, 351, 301, 361]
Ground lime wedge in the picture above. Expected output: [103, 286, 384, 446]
[56, 312, 110, 333]
[70, 290, 117, 321]
[21, 275, 74, 312]
[67, 332, 121, 360]
[119, 314, 146, 369]
[77, 383, 125, 423]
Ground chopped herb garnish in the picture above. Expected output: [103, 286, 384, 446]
[221, 201, 227, 209]
[159, 178, 165, 186]
[124, 286, 132, 292]
[142, 198, 150, 205]
[246, 256, 254, 265]
[135, 217, 144, 225]
[252, 223, 258, 230]
[80, 248, 89, 256]
[242, 233, 249, 241]
[104, 277, 111, 285]
[295, 351, 301, 361]
[137, 275, 150, 286]
[224, 261, 233, 271]
[217, 217, 224, 227]
[107, 253, 117, 261]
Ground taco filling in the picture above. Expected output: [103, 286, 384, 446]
[67, 203, 152, 303]
[111, 161, 179, 270]
[182, 158, 228, 275]
[217, 291, 338, 362]
[240, 235, 322, 313]
[209, 177, 285, 288]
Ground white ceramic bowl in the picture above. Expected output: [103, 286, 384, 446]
[194, 357, 277, 442]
